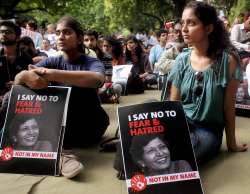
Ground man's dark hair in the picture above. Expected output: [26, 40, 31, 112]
[19, 36, 35, 48]
[0, 20, 21, 36]
[156, 29, 168, 38]
[27, 20, 38, 30]
[84, 30, 99, 40]
[243, 10, 250, 22]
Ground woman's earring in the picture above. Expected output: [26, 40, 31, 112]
[12, 136, 17, 143]
[138, 160, 146, 168]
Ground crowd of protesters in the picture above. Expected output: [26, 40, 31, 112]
[0, 1, 249, 179]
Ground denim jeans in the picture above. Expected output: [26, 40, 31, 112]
[189, 122, 223, 165]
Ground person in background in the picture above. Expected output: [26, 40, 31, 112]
[8, 15, 109, 178]
[230, 10, 250, 52]
[125, 35, 156, 92]
[98, 36, 122, 103]
[18, 36, 47, 64]
[83, 30, 104, 60]
[25, 20, 43, 49]
[232, 13, 244, 26]
[147, 31, 159, 47]
[40, 38, 58, 57]
[44, 24, 57, 49]
[0, 20, 32, 108]
[220, 16, 230, 32]
[165, 1, 247, 164]
[149, 29, 168, 73]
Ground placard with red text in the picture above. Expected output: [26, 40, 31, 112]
[118, 101, 204, 194]
[0, 85, 71, 176]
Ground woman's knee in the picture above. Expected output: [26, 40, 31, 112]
[191, 129, 222, 164]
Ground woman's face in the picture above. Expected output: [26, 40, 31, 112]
[142, 137, 171, 171]
[102, 40, 112, 54]
[126, 40, 137, 52]
[55, 22, 80, 52]
[42, 40, 50, 51]
[16, 118, 39, 147]
[181, 8, 208, 46]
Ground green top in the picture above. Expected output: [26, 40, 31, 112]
[167, 48, 241, 128]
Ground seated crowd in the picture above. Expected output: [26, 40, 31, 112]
[0, 1, 249, 180]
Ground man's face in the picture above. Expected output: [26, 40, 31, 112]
[244, 17, 250, 31]
[19, 43, 35, 57]
[83, 35, 97, 49]
[159, 32, 168, 44]
[0, 26, 17, 46]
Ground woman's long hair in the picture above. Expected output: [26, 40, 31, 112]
[184, 1, 232, 59]
[125, 35, 144, 64]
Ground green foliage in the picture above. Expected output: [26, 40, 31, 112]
[228, 0, 250, 24]
[1, 0, 233, 35]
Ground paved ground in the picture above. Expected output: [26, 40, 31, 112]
[0, 90, 249, 194]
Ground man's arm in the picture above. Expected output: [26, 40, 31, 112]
[30, 65, 105, 88]
[14, 70, 49, 89]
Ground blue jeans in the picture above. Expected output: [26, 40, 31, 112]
[189, 123, 223, 165]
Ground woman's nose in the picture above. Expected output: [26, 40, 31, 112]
[57, 32, 65, 39]
[27, 128, 33, 133]
[155, 149, 164, 156]
[182, 24, 188, 33]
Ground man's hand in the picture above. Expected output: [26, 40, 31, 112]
[14, 69, 48, 89]
[32, 56, 47, 64]
[28, 65, 53, 81]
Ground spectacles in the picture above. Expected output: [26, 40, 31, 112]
[0, 29, 15, 35]
[55, 29, 74, 36]
[193, 71, 204, 97]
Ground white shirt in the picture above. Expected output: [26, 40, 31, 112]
[230, 23, 250, 51]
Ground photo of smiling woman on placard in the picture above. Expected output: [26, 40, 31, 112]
[129, 134, 192, 176]
[6, 115, 53, 152]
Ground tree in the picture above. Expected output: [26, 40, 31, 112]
[104, 0, 181, 33]
[228, 0, 250, 23]
[0, 0, 70, 19]
[1, 0, 201, 34]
